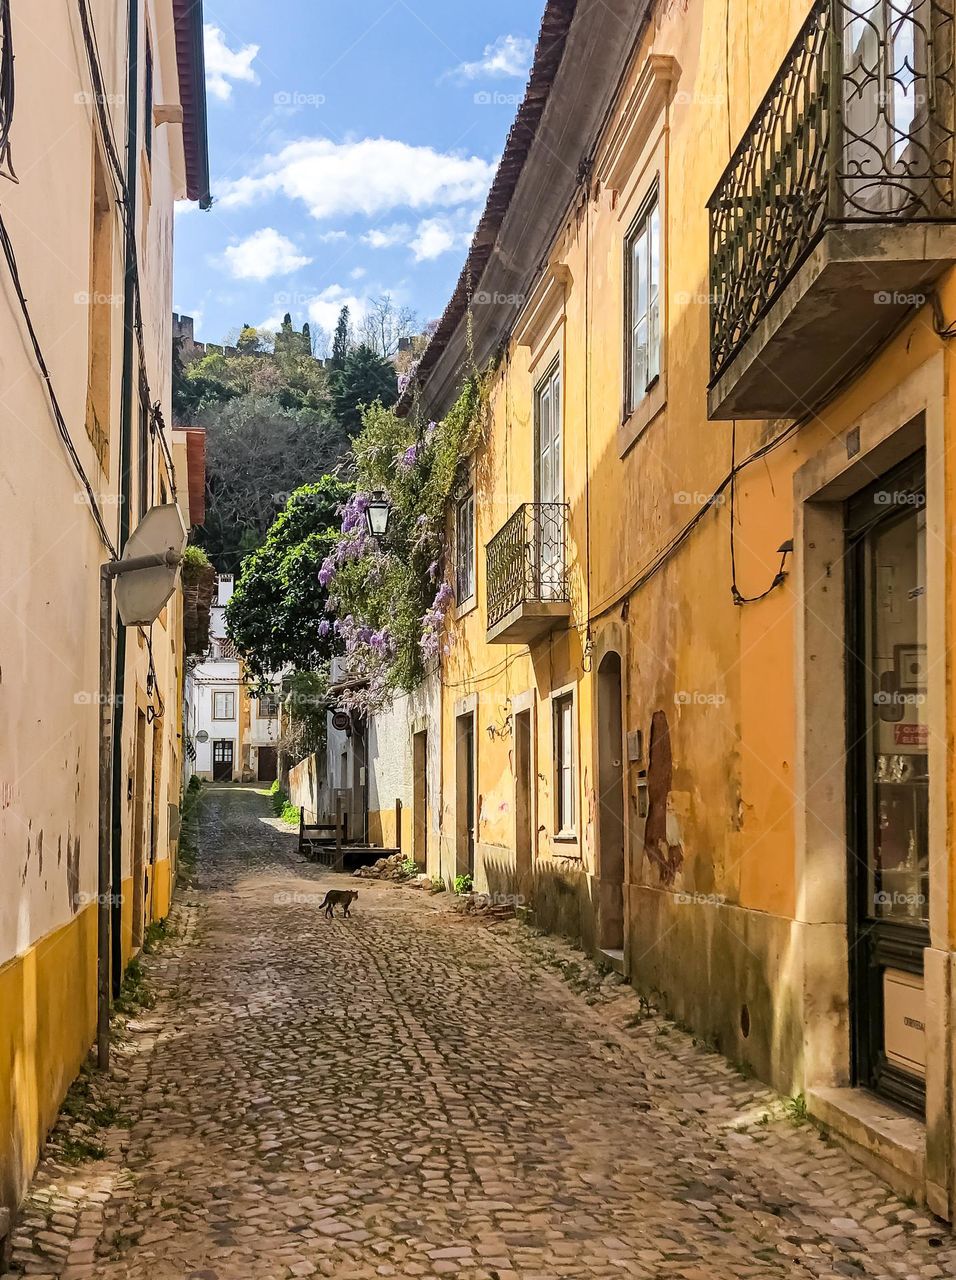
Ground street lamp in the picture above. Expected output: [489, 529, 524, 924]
[365, 491, 391, 539]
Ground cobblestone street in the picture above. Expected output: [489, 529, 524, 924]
[7, 785, 955, 1280]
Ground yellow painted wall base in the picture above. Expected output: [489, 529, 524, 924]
[151, 856, 173, 922]
[120, 875, 134, 970]
[0, 904, 97, 1215]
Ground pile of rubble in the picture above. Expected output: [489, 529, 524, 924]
[451, 892, 517, 926]
[353, 854, 433, 890]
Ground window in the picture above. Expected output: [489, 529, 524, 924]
[455, 489, 475, 604]
[258, 692, 279, 719]
[554, 692, 575, 835]
[213, 690, 235, 720]
[535, 361, 562, 504]
[625, 190, 661, 414]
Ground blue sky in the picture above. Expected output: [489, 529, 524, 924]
[173, 1, 546, 349]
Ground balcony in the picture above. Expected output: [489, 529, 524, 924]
[708, 0, 956, 420]
[486, 502, 571, 645]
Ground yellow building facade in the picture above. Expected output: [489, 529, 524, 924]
[0, 0, 209, 1228]
[400, 0, 956, 1216]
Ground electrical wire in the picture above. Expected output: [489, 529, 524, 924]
[140, 626, 166, 720]
[0, 0, 16, 181]
[728, 423, 790, 605]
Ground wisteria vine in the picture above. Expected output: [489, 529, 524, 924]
[319, 375, 486, 713]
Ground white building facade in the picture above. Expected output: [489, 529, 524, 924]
[186, 575, 281, 783]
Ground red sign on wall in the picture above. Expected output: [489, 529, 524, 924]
[894, 723, 929, 747]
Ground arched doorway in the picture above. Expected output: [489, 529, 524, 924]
[597, 652, 626, 955]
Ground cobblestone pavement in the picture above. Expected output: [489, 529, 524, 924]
[7, 784, 956, 1280]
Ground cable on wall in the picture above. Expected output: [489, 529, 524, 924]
[0, 0, 16, 181]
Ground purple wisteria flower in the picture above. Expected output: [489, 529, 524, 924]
[396, 442, 421, 470]
[317, 619, 331, 638]
[339, 492, 371, 534]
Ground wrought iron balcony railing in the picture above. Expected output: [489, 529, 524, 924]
[708, 0, 956, 384]
[486, 502, 569, 632]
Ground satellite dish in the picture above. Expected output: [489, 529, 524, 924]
[196, 730, 209, 743]
[115, 504, 188, 626]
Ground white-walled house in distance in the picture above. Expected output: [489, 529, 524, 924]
[185, 575, 281, 783]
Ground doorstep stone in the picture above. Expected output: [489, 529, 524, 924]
[808, 1086, 926, 1203]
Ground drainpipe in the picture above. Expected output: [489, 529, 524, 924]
[99, 549, 181, 1069]
[108, 0, 140, 1004]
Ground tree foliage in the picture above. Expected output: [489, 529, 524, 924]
[197, 394, 347, 573]
[327, 344, 399, 437]
[225, 478, 350, 678]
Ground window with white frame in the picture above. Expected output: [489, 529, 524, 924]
[212, 690, 235, 720]
[456, 488, 475, 605]
[554, 691, 575, 835]
[625, 188, 661, 414]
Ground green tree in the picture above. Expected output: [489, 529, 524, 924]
[328, 343, 398, 437]
[225, 479, 350, 678]
[331, 306, 352, 370]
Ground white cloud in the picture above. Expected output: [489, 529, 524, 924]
[350, 267, 367, 280]
[304, 285, 369, 333]
[221, 228, 311, 281]
[217, 138, 496, 222]
[446, 34, 533, 82]
[204, 24, 259, 102]
[363, 222, 412, 250]
[409, 211, 476, 261]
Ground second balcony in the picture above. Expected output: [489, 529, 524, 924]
[486, 502, 571, 645]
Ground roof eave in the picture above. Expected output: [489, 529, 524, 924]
[172, 0, 212, 210]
